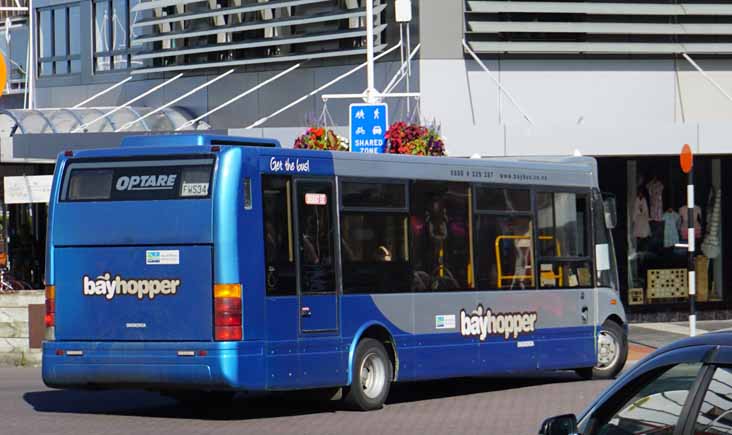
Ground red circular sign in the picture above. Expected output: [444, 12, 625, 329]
[680, 144, 693, 174]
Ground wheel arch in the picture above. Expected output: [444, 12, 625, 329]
[347, 322, 399, 385]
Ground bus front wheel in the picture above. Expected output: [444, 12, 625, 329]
[578, 320, 628, 380]
[344, 338, 392, 411]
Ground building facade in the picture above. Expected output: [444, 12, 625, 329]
[0, 0, 728, 321]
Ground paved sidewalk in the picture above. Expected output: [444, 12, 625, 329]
[629, 319, 732, 350]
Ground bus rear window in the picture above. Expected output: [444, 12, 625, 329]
[62, 158, 215, 201]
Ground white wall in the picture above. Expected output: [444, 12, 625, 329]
[420, 57, 732, 157]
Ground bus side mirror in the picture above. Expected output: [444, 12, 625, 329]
[538, 414, 579, 435]
[603, 196, 617, 229]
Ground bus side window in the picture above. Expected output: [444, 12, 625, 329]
[262, 176, 296, 296]
[473, 187, 533, 290]
[410, 181, 470, 291]
[536, 192, 593, 289]
[340, 181, 411, 294]
[593, 192, 614, 289]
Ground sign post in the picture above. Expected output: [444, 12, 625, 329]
[349, 103, 388, 153]
[680, 144, 696, 337]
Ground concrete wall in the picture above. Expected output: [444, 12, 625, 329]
[418, 1, 732, 158]
[0, 291, 43, 366]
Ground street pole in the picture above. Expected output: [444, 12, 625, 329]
[365, 0, 377, 103]
[28, 0, 34, 109]
[687, 168, 696, 337]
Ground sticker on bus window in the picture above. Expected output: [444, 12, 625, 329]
[181, 183, 209, 197]
[305, 193, 327, 205]
[146, 250, 180, 265]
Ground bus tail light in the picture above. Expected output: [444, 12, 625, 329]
[214, 284, 242, 341]
[45, 285, 56, 340]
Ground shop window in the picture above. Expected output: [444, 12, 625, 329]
[627, 158, 723, 306]
[38, 4, 81, 76]
[536, 191, 592, 289]
[475, 214, 534, 290]
[262, 176, 295, 296]
[410, 182, 471, 291]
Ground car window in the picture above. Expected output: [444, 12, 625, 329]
[695, 366, 732, 434]
[595, 363, 703, 435]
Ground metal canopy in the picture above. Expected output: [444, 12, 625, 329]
[0, 106, 195, 136]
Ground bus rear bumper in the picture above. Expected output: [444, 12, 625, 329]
[42, 340, 266, 391]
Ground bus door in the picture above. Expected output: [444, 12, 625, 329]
[294, 179, 339, 333]
[294, 179, 343, 387]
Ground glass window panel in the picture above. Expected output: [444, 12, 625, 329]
[95, 0, 111, 71]
[537, 191, 556, 256]
[598, 363, 702, 435]
[262, 176, 295, 297]
[341, 182, 406, 209]
[113, 0, 128, 69]
[39, 9, 53, 75]
[410, 182, 471, 291]
[9, 27, 28, 79]
[54, 8, 68, 74]
[67, 169, 114, 200]
[476, 187, 530, 212]
[476, 215, 534, 290]
[70, 4, 81, 74]
[537, 192, 589, 258]
[695, 366, 732, 434]
[342, 213, 411, 293]
[538, 261, 592, 289]
[298, 182, 336, 293]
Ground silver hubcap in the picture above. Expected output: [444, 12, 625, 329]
[596, 330, 619, 370]
[360, 352, 386, 399]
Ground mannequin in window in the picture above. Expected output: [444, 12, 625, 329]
[632, 190, 651, 251]
[662, 207, 680, 250]
[646, 176, 664, 222]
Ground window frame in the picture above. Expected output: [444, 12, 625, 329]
[262, 174, 296, 297]
[339, 177, 411, 294]
[472, 183, 536, 291]
[534, 187, 595, 290]
[37, 3, 81, 77]
[92, 0, 137, 73]
[683, 363, 732, 435]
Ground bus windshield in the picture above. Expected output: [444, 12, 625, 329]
[61, 157, 215, 201]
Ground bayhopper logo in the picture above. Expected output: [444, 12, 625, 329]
[460, 304, 538, 341]
[83, 273, 181, 300]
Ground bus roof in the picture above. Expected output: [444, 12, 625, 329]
[256, 147, 598, 189]
[120, 134, 280, 148]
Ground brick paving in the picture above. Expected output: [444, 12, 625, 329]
[2, 368, 612, 435]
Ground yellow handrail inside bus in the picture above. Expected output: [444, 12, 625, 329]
[494, 235, 562, 289]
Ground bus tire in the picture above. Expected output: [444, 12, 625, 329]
[344, 338, 392, 411]
[578, 320, 627, 380]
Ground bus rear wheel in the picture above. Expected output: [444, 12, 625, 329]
[577, 320, 627, 380]
[344, 338, 392, 411]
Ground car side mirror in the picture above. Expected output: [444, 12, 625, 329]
[538, 414, 579, 435]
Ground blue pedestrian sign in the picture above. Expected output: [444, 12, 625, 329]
[349, 103, 388, 154]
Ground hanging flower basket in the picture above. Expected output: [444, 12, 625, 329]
[385, 121, 446, 156]
[293, 127, 349, 151]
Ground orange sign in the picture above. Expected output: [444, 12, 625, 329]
[680, 143, 693, 174]
[0, 52, 7, 98]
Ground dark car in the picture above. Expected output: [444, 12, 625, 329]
[539, 331, 732, 435]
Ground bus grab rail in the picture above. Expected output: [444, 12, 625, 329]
[495, 235, 562, 289]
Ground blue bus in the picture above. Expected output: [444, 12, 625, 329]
[42, 134, 627, 410]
